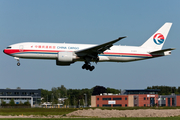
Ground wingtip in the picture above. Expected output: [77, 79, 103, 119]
[118, 36, 127, 39]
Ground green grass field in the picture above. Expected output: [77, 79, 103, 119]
[0, 108, 77, 116]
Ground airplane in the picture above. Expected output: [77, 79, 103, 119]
[3, 22, 175, 71]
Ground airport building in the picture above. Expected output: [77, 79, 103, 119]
[158, 94, 180, 107]
[91, 89, 180, 107]
[0, 89, 41, 107]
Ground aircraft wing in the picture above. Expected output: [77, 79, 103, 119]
[75, 36, 126, 58]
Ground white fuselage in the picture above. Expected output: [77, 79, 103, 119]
[4, 42, 162, 62]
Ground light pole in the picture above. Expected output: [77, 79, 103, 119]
[51, 93, 53, 108]
[51, 93, 53, 104]
[59, 93, 60, 98]
[73, 95, 75, 108]
[58, 93, 60, 103]
[84, 93, 87, 107]
[34, 93, 38, 106]
[79, 99, 80, 108]
[47, 95, 48, 103]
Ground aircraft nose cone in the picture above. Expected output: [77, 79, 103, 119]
[3, 49, 7, 54]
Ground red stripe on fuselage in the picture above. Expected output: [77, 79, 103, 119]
[3, 49, 60, 55]
[103, 52, 153, 57]
[4, 49, 161, 57]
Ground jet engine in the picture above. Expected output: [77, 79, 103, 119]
[56, 52, 75, 66]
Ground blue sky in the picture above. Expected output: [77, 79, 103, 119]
[0, 0, 179, 90]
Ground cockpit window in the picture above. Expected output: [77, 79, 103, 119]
[6, 47, 11, 49]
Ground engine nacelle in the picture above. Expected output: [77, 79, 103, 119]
[56, 52, 75, 66]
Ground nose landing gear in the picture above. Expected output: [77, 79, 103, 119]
[17, 61, 20, 66]
[14, 57, 20, 66]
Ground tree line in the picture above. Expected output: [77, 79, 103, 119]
[147, 86, 180, 95]
[40, 85, 121, 106]
[40, 85, 180, 106]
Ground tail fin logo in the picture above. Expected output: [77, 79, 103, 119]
[153, 33, 164, 45]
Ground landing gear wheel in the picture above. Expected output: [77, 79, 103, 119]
[89, 66, 95, 71]
[82, 64, 95, 71]
[91, 66, 95, 70]
[82, 64, 86, 69]
[17, 62, 20, 66]
[86, 65, 91, 70]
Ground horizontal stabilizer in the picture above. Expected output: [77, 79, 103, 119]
[150, 48, 175, 54]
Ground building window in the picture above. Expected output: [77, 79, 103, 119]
[144, 97, 146, 100]
[14, 92, 19, 95]
[125, 97, 127, 100]
[113, 98, 122, 100]
[97, 98, 99, 100]
[102, 104, 111, 107]
[97, 104, 99, 107]
[125, 104, 127, 107]
[102, 98, 111, 100]
[22, 92, 27, 95]
[0, 92, 4, 95]
[113, 104, 122, 107]
[144, 104, 146, 106]
[6, 92, 12, 95]
[30, 92, 34, 95]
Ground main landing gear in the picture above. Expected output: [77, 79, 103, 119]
[14, 57, 20, 66]
[82, 62, 95, 71]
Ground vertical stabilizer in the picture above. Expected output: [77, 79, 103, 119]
[141, 22, 172, 50]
